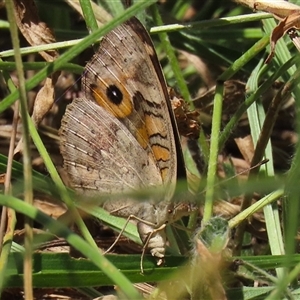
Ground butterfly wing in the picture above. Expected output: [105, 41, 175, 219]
[82, 18, 186, 199]
[60, 97, 166, 216]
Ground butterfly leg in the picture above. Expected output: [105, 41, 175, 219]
[103, 214, 133, 255]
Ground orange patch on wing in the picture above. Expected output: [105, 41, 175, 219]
[151, 144, 170, 162]
[136, 124, 149, 149]
[91, 80, 133, 118]
[144, 114, 167, 136]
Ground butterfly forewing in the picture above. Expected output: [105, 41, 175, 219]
[82, 19, 178, 193]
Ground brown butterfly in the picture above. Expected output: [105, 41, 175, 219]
[59, 17, 194, 269]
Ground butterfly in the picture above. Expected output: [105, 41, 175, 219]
[59, 16, 194, 270]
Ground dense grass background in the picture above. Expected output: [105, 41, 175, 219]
[1, 0, 300, 299]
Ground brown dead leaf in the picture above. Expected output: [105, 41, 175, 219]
[234, 135, 254, 163]
[254, 1, 300, 19]
[34, 197, 67, 220]
[265, 12, 300, 63]
[13, 0, 61, 123]
[253, 1, 300, 63]
[14, 74, 60, 154]
[12, 0, 62, 154]
[31, 77, 56, 125]
[13, 0, 59, 62]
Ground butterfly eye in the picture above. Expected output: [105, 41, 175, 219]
[106, 84, 123, 105]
